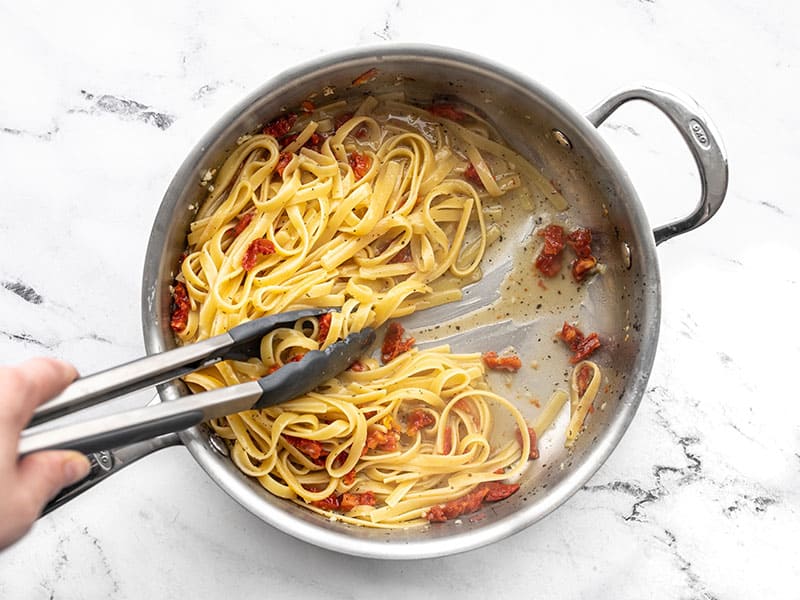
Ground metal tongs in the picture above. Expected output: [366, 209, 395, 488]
[19, 308, 375, 457]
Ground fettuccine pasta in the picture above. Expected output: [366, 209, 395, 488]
[171, 94, 571, 526]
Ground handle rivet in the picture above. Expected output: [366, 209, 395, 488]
[551, 129, 572, 149]
[208, 434, 229, 457]
[93, 450, 114, 472]
[622, 242, 632, 270]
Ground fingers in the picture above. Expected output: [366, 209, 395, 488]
[16, 450, 91, 516]
[0, 358, 77, 432]
[0, 359, 86, 550]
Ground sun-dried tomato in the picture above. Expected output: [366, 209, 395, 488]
[572, 333, 601, 363]
[170, 282, 190, 332]
[381, 322, 415, 364]
[406, 409, 435, 436]
[343, 469, 356, 486]
[276, 152, 293, 177]
[516, 425, 540, 460]
[285, 435, 327, 460]
[352, 68, 378, 86]
[301, 100, 315, 113]
[242, 238, 275, 271]
[558, 322, 601, 364]
[566, 228, 593, 258]
[317, 312, 332, 343]
[576, 363, 594, 397]
[427, 104, 468, 122]
[365, 430, 398, 453]
[534, 224, 566, 278]
[263, 113, 297, 138]
[464, 163, 482, 186]
[481, 481, 521, 502]
[571, 256, 598, 282]
[426, 486, 489, 522]
[426, 478, 522, 522]
[482, 351, 522, 372]
[441, 426, 453, 454]
[349, 151, 371, 180]
[232, 211, 254, 238]
[339, 491, 376, 512]
[310, 493, 340, 511]
[566, 228, 598, 282]
[348, 360, 368, 372]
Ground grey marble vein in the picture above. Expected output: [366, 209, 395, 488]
[0, 125, 60, 141]
[2, 280, 44, 305]
[660, 529, 720, 600]
[75, 90, 175, 130]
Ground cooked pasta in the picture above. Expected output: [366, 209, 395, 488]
[171, 94, 572, 526]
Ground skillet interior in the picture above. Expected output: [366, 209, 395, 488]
[141, 45, 660, 558]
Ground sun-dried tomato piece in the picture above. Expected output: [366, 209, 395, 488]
[348, 360, 368, 372]
[558, 322, 601, 364]
[406, 409, 435, 436]
[381, 322, 415, 364]
[576, 363, 594, 397]
[232, 211, 254, 238]
[343, 469, 356, 486]
[263, 113, 297, 138]
[571, 256, 598, 282]
[534, 224, 566, 278]
[481, 481, 521, 502]
[285, 435, 327, 460]
[317, 312, 332, 343]
[566, 227, 598, 282]
[441, 426, 453, 454]
[516, 426, 540, 460]
[572, 332, 601, 363]
[242, 238, 276, 271]
[427, 104, 468, 122]
[310, 493, 340, 511]
[170, 282, 190, 332]
[365, 430, 398, 453]
[301, 100, 315, 113]
[426, 486, 489, 522]
[464, 163, 482, 186]
[349, 151, 371, 180]
[339, 491, 376, 512]
[482, 351, 522, 372]
[276, 152, 293, 177]
[352, 68, 378, 86]
[566, 227, 593, 258]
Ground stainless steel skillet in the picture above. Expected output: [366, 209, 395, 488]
[46, 44, 727, 559]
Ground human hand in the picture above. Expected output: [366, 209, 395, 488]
[0, 358, 91, 550]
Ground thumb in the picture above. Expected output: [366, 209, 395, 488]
[16, 451, 91, 513]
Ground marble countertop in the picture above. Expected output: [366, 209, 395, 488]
[1, 1, 797, 598]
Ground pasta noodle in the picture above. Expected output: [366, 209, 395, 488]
[172, 94, 574, 526]
[566, 361, 602, 447]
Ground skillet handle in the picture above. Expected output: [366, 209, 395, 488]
[585, 84, 728, 245]
[41, 432, 181, 517]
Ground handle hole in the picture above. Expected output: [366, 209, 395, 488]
[596, 101, 699, 232]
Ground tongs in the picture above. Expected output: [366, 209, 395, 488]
[19, 308, 375, 457]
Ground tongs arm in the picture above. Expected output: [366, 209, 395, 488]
[19, 327, 375, 456]
[29, 308, 332, 426]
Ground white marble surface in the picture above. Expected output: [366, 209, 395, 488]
[1, 1, 797, 598]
